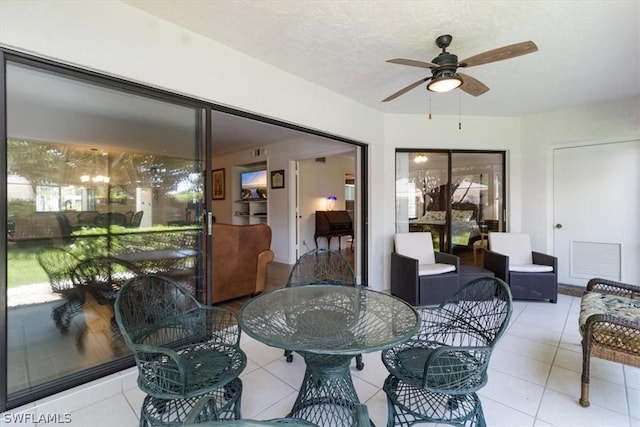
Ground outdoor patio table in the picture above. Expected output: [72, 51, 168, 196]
[110, 248, 198, 273]
[239, 284, 420, 427]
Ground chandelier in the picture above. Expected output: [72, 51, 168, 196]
[80, 174, 110, 184]
[81, 148, 110, 184]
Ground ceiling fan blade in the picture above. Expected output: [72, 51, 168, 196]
[458, 73, 489, 97]
[460, 41, 538, 68]
[386, 58, 439, 69]
[382, 77, 430, 102]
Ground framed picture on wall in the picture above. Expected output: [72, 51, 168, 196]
[212, 168, 225, 200]
[271, 170, 285, 189]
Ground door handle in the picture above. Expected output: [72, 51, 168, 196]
[555, 223, 562, 229]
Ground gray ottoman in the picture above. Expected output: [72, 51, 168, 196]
[459, 264, 495, 286]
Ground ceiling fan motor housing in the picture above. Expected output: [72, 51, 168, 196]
[432, 52, 459, 69]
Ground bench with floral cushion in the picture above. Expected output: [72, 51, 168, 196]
[578, 278, 640, 407]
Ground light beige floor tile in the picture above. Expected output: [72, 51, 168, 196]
[625, 365, 640, 391]
[240, 368, 296, 418]
[352, 374, 380, 403]
[263, 356, 306, 389]
[66, 394, 138, 427]
[537, 389, 629, 427]
[351, 351, 387, 388]
[481, 395, 536, 427]
[497, 333, 558, 365]
[480, 369, 545, 416]
[252, 392, 297, 420]
[533, 419, 556, 427]
[558, 330, 582, 354]
[363, 390, 388, 427]
[489, 347, 552, 386]
[122, 387, 146, 419]
[555, 348, 625, 384]
[242, 339, 286, 368]
[546, 365, 628, 414]
[507, 321, 564, 347]
[628, 387, 640, 420]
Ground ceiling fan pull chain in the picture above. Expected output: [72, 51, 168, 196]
[428, 95, 432, 120]
[458, 93, 462, 130]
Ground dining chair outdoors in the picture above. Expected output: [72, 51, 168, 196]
[36, 247, 85, 334]
[114, 275, 247, 426]
[73, 256, 138, 307]
[283, 248, 364, 370]
[130, 210, 144, 227]
[381, 277, 512, 427]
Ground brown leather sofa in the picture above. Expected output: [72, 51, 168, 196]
[211, 223, 274, 303]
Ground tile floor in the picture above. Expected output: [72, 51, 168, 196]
[4, 292, 640, 427]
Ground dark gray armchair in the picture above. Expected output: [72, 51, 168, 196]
[391, 232, 460, 306]
[484, 232, 557, 303]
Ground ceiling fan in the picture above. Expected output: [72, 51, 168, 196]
[382, 34, 538, 102]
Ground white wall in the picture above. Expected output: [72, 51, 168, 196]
[520, 96, 640, 252]
[298, 156, 355, 253]
[2, 0, 639, 291]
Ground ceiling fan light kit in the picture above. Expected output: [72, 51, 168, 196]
[427, 70, 462, 93]
[383, 34, 538, 102]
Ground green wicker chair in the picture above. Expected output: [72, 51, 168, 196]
[36, 247, 85, 334]
[186, 403, 370, 426]
[73, 256, 138, 307]
[381, 277, 512, 427]
[283, 248, 364, 370]
[114, 275, 247, 426]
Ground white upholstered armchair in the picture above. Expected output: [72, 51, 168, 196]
[390, 232, 460, 305]
[483, 232, 557, 303]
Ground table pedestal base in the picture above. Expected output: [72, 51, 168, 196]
[289, 353, 363, 427]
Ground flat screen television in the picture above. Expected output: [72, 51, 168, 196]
[241, 170, 268, 200]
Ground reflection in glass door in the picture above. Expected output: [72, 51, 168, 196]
[3, 59, 205, 408]
[395, 150, 505, 265]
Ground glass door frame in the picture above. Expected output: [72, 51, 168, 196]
[0, 47, 369, 411]
[395, 148, 506, 255]
[0, 48, 211, 411]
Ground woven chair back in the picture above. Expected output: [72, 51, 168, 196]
[36, 247, 81, 295]
[286, 248, 355, 287]
[115, 274, 203, 348]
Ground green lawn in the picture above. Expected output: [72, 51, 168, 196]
[7, 247, 48, 287]
[7, 225, 200, 288]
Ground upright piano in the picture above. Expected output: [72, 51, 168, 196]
[314, 210, 354, 250]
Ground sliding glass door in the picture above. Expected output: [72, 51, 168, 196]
[395, 150, 505, 264]
[1, 49, 369, 411]
[2, 57, 206, 408]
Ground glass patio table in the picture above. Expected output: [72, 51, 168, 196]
[110, 248, 198, 274]
[239, 284, 420, 427]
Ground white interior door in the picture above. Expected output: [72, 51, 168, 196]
[553, 140, 639, 286]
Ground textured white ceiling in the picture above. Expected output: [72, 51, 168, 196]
[123, 0, 640, 117]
